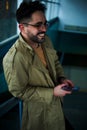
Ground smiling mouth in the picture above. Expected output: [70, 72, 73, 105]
[38, 33, 45, 38]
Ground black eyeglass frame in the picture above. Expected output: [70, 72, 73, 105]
[22, 21, 49, 28]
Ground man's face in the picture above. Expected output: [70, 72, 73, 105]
[20, 11, 48, 44]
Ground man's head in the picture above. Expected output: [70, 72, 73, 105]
[16, 1, 46, 24]
[16, 1, 48, 44]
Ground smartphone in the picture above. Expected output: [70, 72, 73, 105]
[61, 85, 79, 91]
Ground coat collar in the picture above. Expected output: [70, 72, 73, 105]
[19, 34, 33, 51]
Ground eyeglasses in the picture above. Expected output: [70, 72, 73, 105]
[22, 21, 49, 29]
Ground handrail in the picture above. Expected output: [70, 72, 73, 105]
[0, 97, 19, 117]
[0, 34, 18, 47]
[60, 52, 65, 64]
[48, 17, 58, 27]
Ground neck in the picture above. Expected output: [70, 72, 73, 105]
[29, 42, 41, 49]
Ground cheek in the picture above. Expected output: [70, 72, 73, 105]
[23, 28, 29, 35]
[28, 27, 40, 35]
[31, 29, 39, 35]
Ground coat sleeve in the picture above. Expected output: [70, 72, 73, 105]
[3, 50, 53, 101]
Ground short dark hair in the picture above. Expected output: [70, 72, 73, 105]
[16, 1, 46, 23]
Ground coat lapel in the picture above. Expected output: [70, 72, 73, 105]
[42, 45, 57, 85]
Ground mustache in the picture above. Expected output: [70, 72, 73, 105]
[37, 32, 46, 35]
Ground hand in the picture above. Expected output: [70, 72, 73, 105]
[62, 79, 74, 87]
[53, 84, 72, 97]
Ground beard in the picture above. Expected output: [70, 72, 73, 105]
[29, 32, 46, 44]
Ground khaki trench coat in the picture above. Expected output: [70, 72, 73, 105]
[3, 35, 66, 130]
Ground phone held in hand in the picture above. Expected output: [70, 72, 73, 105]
[61, 85, 79, 91]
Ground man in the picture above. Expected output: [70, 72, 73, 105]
[3, 1, 74, 130]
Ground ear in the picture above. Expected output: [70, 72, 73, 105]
[19, 24, 25, 32]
